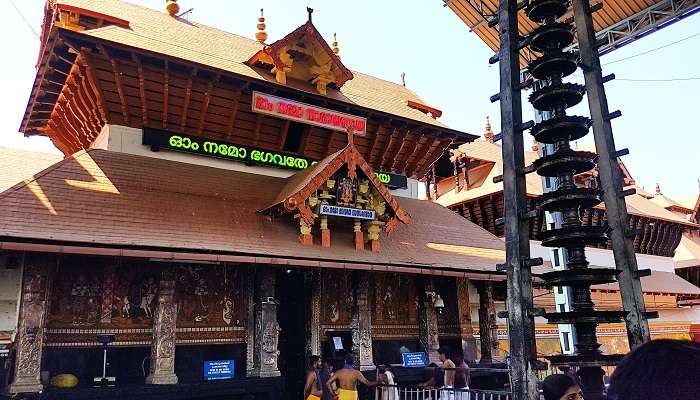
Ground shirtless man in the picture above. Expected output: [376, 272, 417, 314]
[438, 346, 456, 388]
[304, 355, 323, 400]
[326, 355, 376, 400]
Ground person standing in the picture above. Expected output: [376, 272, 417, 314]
[319, 358, 334, 400]
[453, 352, 470, 400]
[378, 364, 399, 400]
[438, 347, 456, 399]
[326, 354, 377, 400]
[304, 355, 323, 400]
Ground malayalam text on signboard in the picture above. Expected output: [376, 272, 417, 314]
[203, 360, 235, 381]
[319, 204, 376, 220]
[401, 352, 428, 368]
[252, 91, 367, 135]
[143, 129, 407, 189]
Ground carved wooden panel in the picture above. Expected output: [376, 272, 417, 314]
[370, 272, 417, 325]
[320, 270, 352, 327]
[47, 261, 103, 328]
[175, 265, 245, 328]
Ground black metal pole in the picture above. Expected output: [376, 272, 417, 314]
[497, 0, 538, 398]
[571, 0, 651, 349]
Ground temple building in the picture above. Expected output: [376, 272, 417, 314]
[434, 119, 700, 354]
[0, 1, 518, 399]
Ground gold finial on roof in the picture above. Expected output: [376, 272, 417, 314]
[332, 33, 340, 57]
[165, 0, 179, 16]
[400, 72, 406, 87]
[255, 8, 268, 44]
[655, 183, 661, 195]
[484, 116, 494, 143]
[307, 7, 314, 21]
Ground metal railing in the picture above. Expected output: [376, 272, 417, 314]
[374, 385, 511, 400]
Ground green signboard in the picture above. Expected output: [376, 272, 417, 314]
[143, 129, 408, 189]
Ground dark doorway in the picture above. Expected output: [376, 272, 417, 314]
[276, 269, 308, 400]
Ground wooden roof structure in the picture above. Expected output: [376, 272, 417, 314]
[19, 0, 476, 180]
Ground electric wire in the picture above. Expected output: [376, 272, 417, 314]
[8, 0, 39, 39]
[602, 31, 700, 66]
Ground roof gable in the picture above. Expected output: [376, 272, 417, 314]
[261, 127, 411, 249]
[246, 15, 353, 95]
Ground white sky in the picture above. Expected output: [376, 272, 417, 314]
[1, 0, 698, 197]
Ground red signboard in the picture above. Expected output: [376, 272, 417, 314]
[252, 91, 367, 135]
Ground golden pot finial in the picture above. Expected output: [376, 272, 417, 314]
[256, 8, 268, 44]
[165, 0, 179, 16]
[331, 33, 340, 57]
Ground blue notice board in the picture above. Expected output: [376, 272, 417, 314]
[402, 352, 428, 368]
[204, 360, 235, 381]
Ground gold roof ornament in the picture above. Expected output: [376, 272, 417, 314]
[332, 33, 340, 58]
[165, 0, 179, 16]
[656, 183, 662, 195]
[256, 8, 268, 44]
[484, 116, 494, 143]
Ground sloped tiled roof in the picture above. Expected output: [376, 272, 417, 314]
[592, 270, 700, 297]
[435, 139, 543, 207]
[675, 233, 700, 270]
[0, 147, 62, 192]
[651, 193, 694, 213]
[436, 140, 699, 227]
[0, 149, 506, 275]
[55, 0, 453, 130]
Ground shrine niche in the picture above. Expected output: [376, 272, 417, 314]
[320, 270, 352, 327]
[174, 265, 246, 343]
[247, 9, 353, 95]
[434, 277, 460, 336]
[369, 272, 419, 339]
[260, 127, 410, 251]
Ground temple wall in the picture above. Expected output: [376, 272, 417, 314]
[530, 240, 676, 272]
[0, 265, 22, 337]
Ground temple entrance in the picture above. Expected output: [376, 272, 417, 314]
[276, 269, 308, 400]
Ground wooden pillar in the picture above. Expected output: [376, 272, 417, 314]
[351, 271, 374, 370]
[418, 277, 440, 364]
[306, 270, 322, 359]
[572, 0, 651, 350]
[477, 281, 499, 364]
[146, 269, 178, 385]
[456, 278, 478, 361]
[10, 253, 53, 394]
[250, 268, 281, 377]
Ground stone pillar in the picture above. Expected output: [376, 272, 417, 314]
[477, 281, 499, 364]
[250, 268, 281, 377]
[418, 277, 440, 364]
[456, 278, 478, 361]
[350, 272, 374, 370]
[146, 269, 178, 385]
[306, 271, 322, 360]
[245, 270, 256, 376]
[10, 253, 52, 394]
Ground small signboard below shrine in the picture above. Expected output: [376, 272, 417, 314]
[401, 352, 428, 368]
[204, 360, 235, 381]
[319, 204, 375, 220]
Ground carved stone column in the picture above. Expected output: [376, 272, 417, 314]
[250, 268, 281, 377]
[477, 281, 499, 364]
[456, 278, 478, 361]
[418, 277, 440, 364]
[146, 269, 178, 385]
[350, 271, 374, 370]
[245, 269, 256, 375]
[10, 253, 53, 394]
[306, 270, 321, 360]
